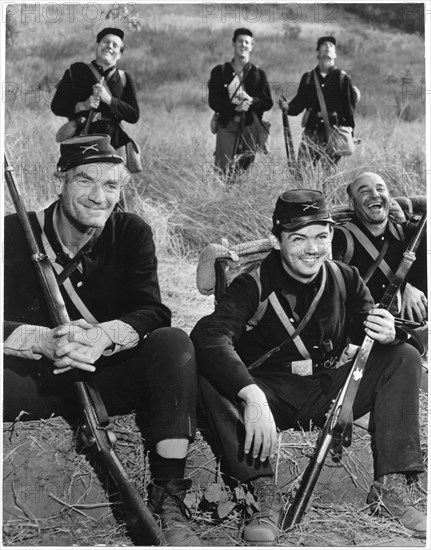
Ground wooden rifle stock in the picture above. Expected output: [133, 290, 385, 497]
[4, 154, 165, 546]
[283, 211, 427, 530]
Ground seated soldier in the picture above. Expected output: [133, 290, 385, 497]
[332, 172, 427, 322]
[3, 135, 200, 546]
[191, 189, 426, 544]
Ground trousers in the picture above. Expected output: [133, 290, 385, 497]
[215, 118, 260, 173]
[297, 127, 341, 168]
[199, 343, 424, 482]
[3, 327, 197, 445]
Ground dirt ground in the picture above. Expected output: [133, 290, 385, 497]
[2, 256, 428, 547]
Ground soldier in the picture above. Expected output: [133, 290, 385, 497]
[332, 172, 427, 322]
[191, 189, 426, 544]
[208, 27, 273, 174]
[279, 36, 356, 168]
[51, 28, 139, 152]
[3, 135, 200, 546]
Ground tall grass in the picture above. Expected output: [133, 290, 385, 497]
[4, 4, 426, 258]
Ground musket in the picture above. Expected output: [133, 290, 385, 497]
[283, 211, 427, 530]
[4, 154, 165, 546]
[226, 111, 245, 182]
[281, 96, 295, 168]
[81, 76, 105, 136]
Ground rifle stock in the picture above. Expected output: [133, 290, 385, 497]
[283, 211, 427, 530]
[4, 154, 165, 546]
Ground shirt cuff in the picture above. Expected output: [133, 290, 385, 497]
[3, 325, 45, 360]
[98, 320, 139, 356]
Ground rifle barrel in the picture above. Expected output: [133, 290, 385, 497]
[283, 210, 427, 531]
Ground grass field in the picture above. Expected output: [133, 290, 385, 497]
[2, 3, 428, 547]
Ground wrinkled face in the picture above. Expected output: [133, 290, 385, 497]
[349, 175, 390, 226]
[318, 41, 337, 60]
[57, 163, 128, 230]
[233, 35, 253, 59]
[279, 223, 333, 283]
[96, 34, 123, 66]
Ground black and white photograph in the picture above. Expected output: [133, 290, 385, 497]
[1, 2, 429, 547]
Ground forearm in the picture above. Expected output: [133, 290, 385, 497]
[4, 324, 50, 360]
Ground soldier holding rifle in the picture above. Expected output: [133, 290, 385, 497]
[3, 136, 200, 546]
[279, 36, 357, 168]
[51, 27, 139, 150]
[191, 189, 426, 544]
[208, 27, 273, 174]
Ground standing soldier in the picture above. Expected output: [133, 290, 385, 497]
[279, 36, 357, 169]
[208, 28, 273, 175]
[51, 28, 139, 154]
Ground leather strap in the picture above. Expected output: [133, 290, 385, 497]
[228, 61, 251, 102]
[313, 69, 332, 141]
[362, 238, 390, 283]
[343, 221, 394, 280]
[248, 264, 327, 371]
[35, 210, 99, 324]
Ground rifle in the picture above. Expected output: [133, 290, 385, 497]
[80, 76, 104, 136]
[226, 111, 245, 182]
[4, 154, 165, 546]
[281, 96, 295, 168]
[283, 211, 427, 530]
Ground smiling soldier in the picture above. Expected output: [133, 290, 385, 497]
[3, 135, 201, 546]
[208, 27, 273, 174]
[51, 27, 139, 150]
[191, 189, 426, 544]
[332, 172, 427, 322]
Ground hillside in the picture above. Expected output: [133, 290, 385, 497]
[2, 3, 428, 547]
[5, 4, 426, 257]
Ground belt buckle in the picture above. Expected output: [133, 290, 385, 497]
[292, 359, 313, 376]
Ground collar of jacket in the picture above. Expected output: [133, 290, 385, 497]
[315, 64, 338, 79]
[41, 201, 107, 265]
[91, 60, 117, 79]
[259, 249, 325, 300]
[350, 215, 402, 242]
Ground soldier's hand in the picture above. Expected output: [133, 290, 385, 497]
[50, 319, 114, 374]
[32, 320, 95, 372]
[401, 283, 428, 322]
[237, 384, 278, 462]
[278, 97, 288, 110]
[364, 308, 396, 344]
[236, 98, 252, 112]
[96, 81, 112, 105]
[76, 95, 100, 111]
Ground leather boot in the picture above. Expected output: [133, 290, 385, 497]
[367, 473, 427, 538]
[148, 479, 201, 546]
[243, 476, 284, 544]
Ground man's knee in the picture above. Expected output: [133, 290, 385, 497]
[378, 342, 422, 379]
[145, 327, 196, 374]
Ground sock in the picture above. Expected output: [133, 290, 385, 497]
[150, 451, 187, 483]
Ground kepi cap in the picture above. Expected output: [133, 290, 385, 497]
[316, 36, 336, 50]
[272, 189, 335, 231]
[233, 27, 253, 41]
[57, 135, 124, 172]
[96, 27, 124, 43]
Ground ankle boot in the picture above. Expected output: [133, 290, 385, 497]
[367, 473, 427, 538]
[243, 476, 284, 544]
[148, 478, 201, 546]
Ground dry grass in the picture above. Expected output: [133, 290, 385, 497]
[3, 391, 427, 547]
